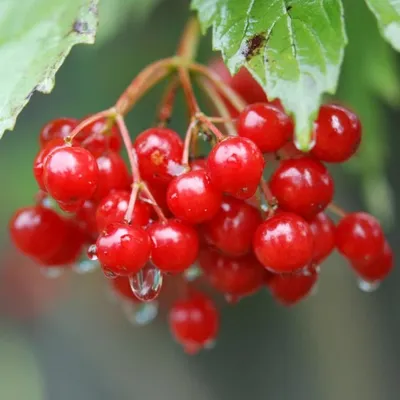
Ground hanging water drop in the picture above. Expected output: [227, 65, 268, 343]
[40, 267, 65, 279]
[87, 244, 98, 261]
[121, 300, 159, 326]
[357, 278, 380, 293]
[129, 264, 163, 302]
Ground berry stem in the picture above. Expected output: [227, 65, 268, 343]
[124, 183, 140, 224]
[157, 76, 180, 126]
[141, 185, 168, 223]
[176, 17, 201, 62]
[196, 113, 225, 141]
[179, 67, 200, 116]
[328, 203, 347, 218]
[260, 178, 277, 216]
[181, 118, 198, 167]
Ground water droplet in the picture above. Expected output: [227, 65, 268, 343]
[73, 259, 99, 274]
[167, 161, 187, 177]
[103, 268, 117, 279]
[129, 264, 163, 302]
[40, 267, 65, 279]
[87, 244, 98, 261]
[183, 265, 202, 281]
[122, 300, 158, 326]
[357, 278, 381, 293]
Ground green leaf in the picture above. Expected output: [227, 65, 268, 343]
[191, 0, 347, 150]
[365, 0, 400, 51]
[0, 0, 98, 138]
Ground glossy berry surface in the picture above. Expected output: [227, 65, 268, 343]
[309, 212, 335, 264]
[96, 190, 151, 232]
[133, 127, 183, 185]
[169, 291, 219, 354]
[351, 240, 393, 282]
[93, 152, 130, 201]
[147, 220, 199, 273]
[96, 222, 152, 276]
[9, 206, 67, 262]
[199, 248, 264, 299]
[253, 212, 314, 273]
[237, 103, 293, 153]
[43, 146, 98, 204]
[75, 200, 98, 240]
[39, 118, 78, 148]
[269, 157, 334, 220]
[336, 212, 384, 263]
[207, 137, 264, 199]
[267, 270, 318, 306]
[202, 196, 262, 256]
[167, 169, 222, 223]
[311, 104, 361, 163]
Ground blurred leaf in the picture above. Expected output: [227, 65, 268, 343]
[338, 0, 398, 226]
[0, 0, 98, 138]
[191, 0, 347, 150]
[365, 0, 400, 51]
[96, 0, 162, 44]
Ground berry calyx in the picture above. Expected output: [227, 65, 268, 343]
[253, 212, 314, 273]
[311, 104, 361, 163]
[207, 137, 264, 199]
[309, 212, 335, 264]
[96, 222, 152, 276]
[39, 118, 79, 148]
[202, 196, 262, 256]
[237, 103, 293, 153]
[269, 157, 334, 220]
[133, 127, 183, 185]
[147, 220, 199, 273]
[336, 212, 384, 264]
[169, 290, 219, 354]
[167, 169, 222, 223]
[43, 146, 99, 204]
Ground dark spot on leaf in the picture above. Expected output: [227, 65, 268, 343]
[241, 33, 266, 61]
[73, 20, 90, 34]
[286, 5, 293, 12]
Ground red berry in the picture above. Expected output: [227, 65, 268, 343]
[199, 248, 264, 298]
[33, 138, 65, 191]
[351, 240, 393, 282]
[169, 290, 219, 354]
[9, 206, 67, 262]
[253, 212, 314, 273]
[190, 158, 207, 171]
[140, 181, 172, 218]
[336, 212, 384, 264]
[167, 170, 222, 223]
[111, 276, 139, 302]
[96, 190, 151, 232]
[78, 117, 122, 157]
[269, 157, 334, 220]
[43, 146, 98, 204]
[309, 212, 335, 264]
[39, 118, 78, 148]
[207, 137, 264, 199]
[58, 200, 85, 213]
[311, 104, 361, 163]
[147, 220, 199, 273]
[237, 103, 293, 153]
[75, 200, 98, 240]
[133, 127, 183, 185]
[93, 152, 130, 201]
[267, 270, 318, 306]
[96, 222, 151, 276]
[202, 196, 262, 256]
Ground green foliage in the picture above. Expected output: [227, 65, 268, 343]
[191, 0, 347, 150]
[0, 0, 98, 138]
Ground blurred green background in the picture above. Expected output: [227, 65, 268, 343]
[0, 0, 399, 399]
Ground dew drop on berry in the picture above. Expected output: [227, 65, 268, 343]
[357, 278, 380, 293]
[87, 244, 98, 261]
[121, 300, 159, 326]
[40, 267, 65, 279]
[129, 264, 163, 302]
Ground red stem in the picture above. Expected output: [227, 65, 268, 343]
[328, 203, 347, 218]
[157, 76, 180, 126]
[260, 178, 277, 216]
[197, 114, 225, 141]
[181, 118, 198, 166]
[124, 183, 140, 224]
[141, 185, 167, 223]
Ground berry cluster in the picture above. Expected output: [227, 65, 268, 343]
[8, 55, 393, 355]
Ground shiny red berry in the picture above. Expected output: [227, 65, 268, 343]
[169, 291, 219, 354]
[336, 212, 384, 264]
[9, 206, 67, 262]
[96, 190, 151, 232]
[202, 196, 262, 256]
[133, 127, 183, 185]
[43, 146, 98, 204]
[167, 170, 222, 223]
[311, 104, 361, 163]
[309, 212, 335, 264]
[199, 248, 264, 299]
[253, 212, 314, 273]
[269, 157, 334, 220]
[237, 103, 293, 153]
[190, 158, 207, 171]
[351, 240, 393, 282]
[267, 270, 318, 306]
[75, 200, 98, 240]
[39, 118, 78, 148]
[96, 222, 152, 276]
[93, 152, 130, 201]
[207, 137, 264, 199]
